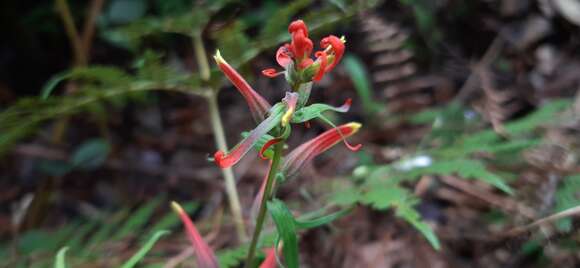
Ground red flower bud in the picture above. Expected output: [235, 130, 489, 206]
[214, 50, 271, 122]
[171, 202, 219, 268]
[288, 20, 309, 37]
[289, 24, 313, 63]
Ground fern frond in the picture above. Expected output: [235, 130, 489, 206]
[358, 183, 440, 249]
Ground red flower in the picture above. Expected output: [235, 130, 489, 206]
[171, 202, 219, 268]
[288, 20, 313, 67]
[320, 35, 345, 73]
[262, 20, 346, 83]
[282, 122, 362, 178]
[214, 50, 271, 122]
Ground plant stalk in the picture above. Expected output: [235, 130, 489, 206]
[55, 0, 86, 67]
[193, 32, 247, 242]
[244, 141, 284, 268]
[207, 91, 248, 242]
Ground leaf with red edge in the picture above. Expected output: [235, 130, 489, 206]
[282, 122, 362, 179]
[171, 201, 219, 268]
[290, 99, 352, 123]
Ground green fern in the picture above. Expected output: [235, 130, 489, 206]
[333, 182, 440, 250]
[341, 100, 573, 250]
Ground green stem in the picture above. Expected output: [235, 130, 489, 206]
[244, 141, 284, 268]
[207, 90, 248, 242]
[193, 32, 211, 81]
[192, 32, 247, 242]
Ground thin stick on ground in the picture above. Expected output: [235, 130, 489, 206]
[504, 205, 580, 237]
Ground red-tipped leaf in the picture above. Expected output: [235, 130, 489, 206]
[214, 104, 284, 168]
[171, 202, 219, 268]
[214, 50, 271, 122]
[282, 122, 362, 178]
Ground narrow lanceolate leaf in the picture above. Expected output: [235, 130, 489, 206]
[294, 207, 352, 230]
[268, 199, 299, 268]
[214, 104, 285, 168]
[171, 201, 219, 268]
[282, 122, 362, 179]
[290, 99, 351, 123]
[121, 230, 170, 268]
[54, 247, 69, 268]
[214, 50, 272, 123]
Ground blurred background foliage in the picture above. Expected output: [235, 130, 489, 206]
[1, 0, 580, 267]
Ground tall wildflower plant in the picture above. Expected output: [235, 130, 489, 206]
[173, 20, 361, 268]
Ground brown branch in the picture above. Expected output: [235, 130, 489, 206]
[55, 0, 86, 66]
[81, 0, 105, 59]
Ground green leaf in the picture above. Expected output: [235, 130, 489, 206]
[120, 230, 170, 268]
[291, 102, 350, 123]
[114, 197, 164, 240]
[82, 209, 130, 257]
[267, 199, 299, 268]
[66, 221, 98, 251]
[37, 159, 73, 177]
[218, 244, 249, 268]
[406, 159, 513, 194]
[242, 131, 275, 159]
[70, 138, 111, 170]
[41, 71, 74, 99]
[217, 232, 277, 268]
[360, 186, 409, 210]
[54, 247, 69, 268]
[396, 202, 441, 250]
[343, 55, 381, 115]
[41, 66, 130, 99]
[295, 207, 351, 229]
[358, 184, 441, 250]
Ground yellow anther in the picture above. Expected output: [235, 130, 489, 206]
[281, 107, 295, 127]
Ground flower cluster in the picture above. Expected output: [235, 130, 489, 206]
[262, 20, 345, 83]
[212, 19, 358, 173]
